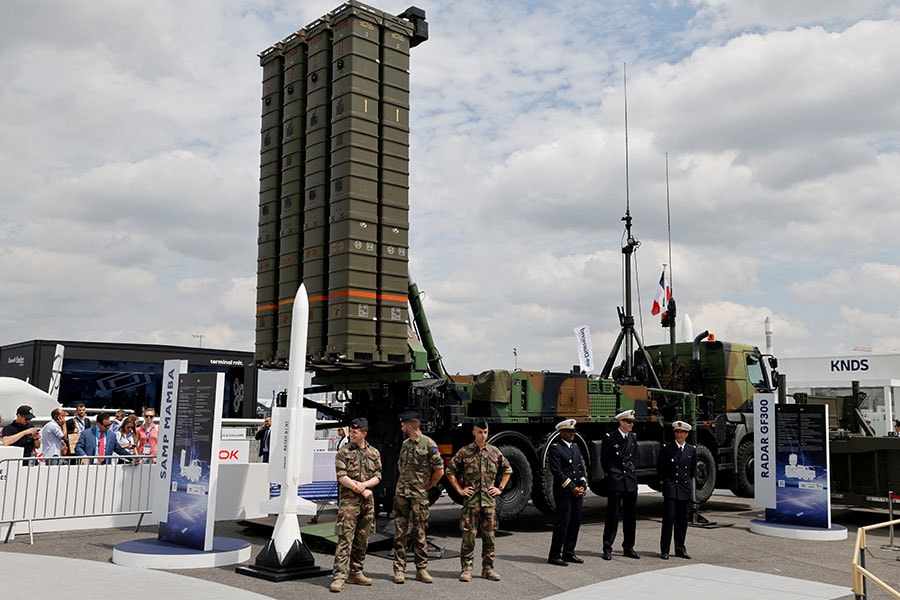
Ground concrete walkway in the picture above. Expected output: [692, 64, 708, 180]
[544, 564, 850, 600]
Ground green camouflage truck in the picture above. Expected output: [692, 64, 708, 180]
[310, 281, 704, 517]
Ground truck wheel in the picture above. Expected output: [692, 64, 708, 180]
[531, 461, 556, 515]
[694, 445, 716, 503]
[495, 445, 532, 519]
[438, 476, 466, 506]
[729, 440, 755, 498]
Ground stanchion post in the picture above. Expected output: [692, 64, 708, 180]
[890, 491, 895, 548]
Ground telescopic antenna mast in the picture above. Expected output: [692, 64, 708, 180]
[600, 65, 661, 387]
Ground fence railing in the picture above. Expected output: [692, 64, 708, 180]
[852, 517, 900, 599]
[0, 455, 156, 544]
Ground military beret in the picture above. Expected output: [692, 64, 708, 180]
[349, 417, 368, 429]
[672, 420, 692, 432]
[472, 417, 489, 430]
[399, 410, 421, 422]
[615, 409, 635, 421]
[555, 418, 577, 431]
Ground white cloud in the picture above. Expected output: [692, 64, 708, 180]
[2, 0, 900, 392]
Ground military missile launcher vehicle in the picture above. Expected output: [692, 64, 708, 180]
[253, 0, 778, 518]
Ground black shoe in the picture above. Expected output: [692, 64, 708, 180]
[601, 550, 612, 561]
[562, 554, 584, 564]
[675, 552, 691, 560]
[547, 558, 568, 567]
[623, 549, 640, 559]
[660, 553, 669, 560]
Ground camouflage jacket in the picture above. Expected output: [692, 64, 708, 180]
[446, 443, 512, 508]
[395, 433, 443, 499]
[335, 442, 382, 503]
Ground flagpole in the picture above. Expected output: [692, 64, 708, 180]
[666, 153, 673, 297]
[665, 153, 677, 349]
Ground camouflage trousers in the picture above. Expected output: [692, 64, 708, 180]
[333, 496, 376, 579]
[460, 505, 496, 569]
[392, 495, 431, 571]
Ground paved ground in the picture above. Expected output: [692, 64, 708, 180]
[2, 491, 899, 599]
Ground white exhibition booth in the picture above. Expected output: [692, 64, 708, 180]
[780, 352, 900, 436]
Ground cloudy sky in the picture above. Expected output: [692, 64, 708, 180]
[2, 0, 900, 393]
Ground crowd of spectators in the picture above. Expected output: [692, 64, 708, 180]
[0, 404, 158, 464]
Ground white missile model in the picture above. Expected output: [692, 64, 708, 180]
[258, 284, 317, 564]
[679, 313, 693, 343]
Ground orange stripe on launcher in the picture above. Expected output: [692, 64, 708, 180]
[278, 296, 328, 305]
[379, 293, 407, 303]
[329, 289, 377, 300]
[269, 291, 408, 305]
[256, 304, 278, 312]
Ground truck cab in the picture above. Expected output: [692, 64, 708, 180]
[637, 337, 778, 498]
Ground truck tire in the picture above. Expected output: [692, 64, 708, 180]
[531, 435, 557, 516]
[531, 432, 591, 516]
[439, 476, 466, 505]
[495, 445, 532, 519]
[729, 440, 755, 498]
[532, 461, 556, 515]
[694, 445, 716, 503]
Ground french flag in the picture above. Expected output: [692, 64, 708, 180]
[651, 268, 670, 316]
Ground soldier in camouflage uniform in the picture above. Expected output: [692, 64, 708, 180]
[392, 410, 444, 584]
[446, 418, 512, 582]
[329, 417, 382, 593]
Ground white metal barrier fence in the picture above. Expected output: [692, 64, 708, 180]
[0, 455, 157, 544]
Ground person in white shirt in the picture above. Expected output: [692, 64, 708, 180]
[40, 408, 69, 464]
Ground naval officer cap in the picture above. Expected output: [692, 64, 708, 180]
[399, 410, 421, 423]
[555, 418, 577, 431]
[672, 420, 692, 432]
[615, 409, 635, 421]
[349, 417, 368, 429]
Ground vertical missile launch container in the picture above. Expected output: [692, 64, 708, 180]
[255, 1, 428, 369]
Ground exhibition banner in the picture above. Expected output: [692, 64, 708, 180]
[573, 325, 595, 373]
[765, 404, 831, 528]
[157, 372, 223, 551]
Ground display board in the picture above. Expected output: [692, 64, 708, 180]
[157, 372, 223, 551]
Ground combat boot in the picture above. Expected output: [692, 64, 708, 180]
[415, 568, 433, 583]
[459, 569, 473, 582]
[347, 572, 372, 586]
[392, 571, 405, 584]
[482, 567, 501, 581]
[329, 578, 345, 593]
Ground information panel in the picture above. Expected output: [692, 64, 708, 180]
[157, 372, 223, 551]
[765, 404, 831, 528]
